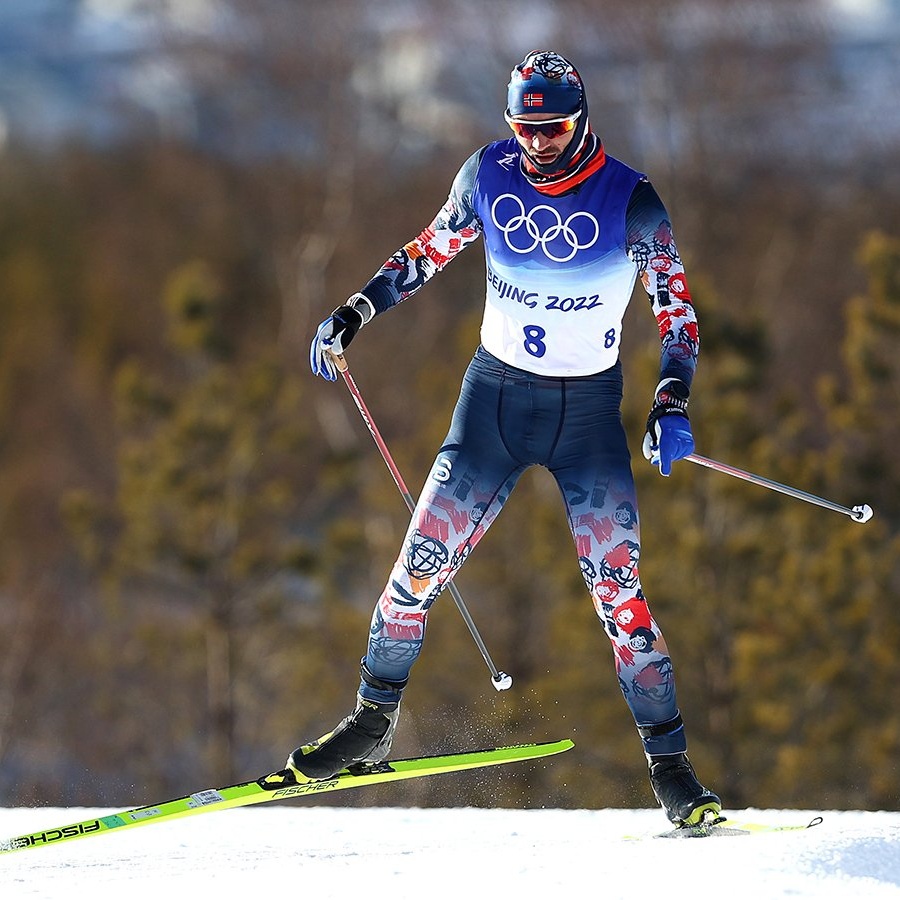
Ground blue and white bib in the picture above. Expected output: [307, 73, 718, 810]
[471, 139, 643, 376]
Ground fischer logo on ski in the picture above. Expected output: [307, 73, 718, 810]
[7, 820, 103, 850]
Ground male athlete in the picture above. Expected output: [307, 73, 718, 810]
[298, 50, 719, 826]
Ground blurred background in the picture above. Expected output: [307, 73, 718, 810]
[0, 0, 898, 814]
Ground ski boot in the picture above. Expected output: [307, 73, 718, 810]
[648, 752, 722, 826]
[287, 664, 405, 780]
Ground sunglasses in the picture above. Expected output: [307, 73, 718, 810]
[505, 110, 581, 140]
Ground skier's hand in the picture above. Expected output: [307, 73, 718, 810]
[643, 413, 694, 476]
[309, 294, 375, 381]
[642, 378, 693, 476]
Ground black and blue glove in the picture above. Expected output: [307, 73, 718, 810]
[309, 293, 375, 381]
[642, 379, 694, 477]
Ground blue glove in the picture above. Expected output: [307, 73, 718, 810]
[642, 379, 694, 476]
[643, 414, 694, 476]
[309, 294, 375, 381]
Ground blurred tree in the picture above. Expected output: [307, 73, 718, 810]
[63, 259, 320, 785]
[735, 231, 900, 808]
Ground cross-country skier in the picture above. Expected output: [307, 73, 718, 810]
[300, 49, 720, 826]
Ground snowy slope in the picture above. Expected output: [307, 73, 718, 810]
[2, 805, 899, 900]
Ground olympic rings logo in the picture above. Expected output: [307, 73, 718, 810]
[490, 193, 600, 262]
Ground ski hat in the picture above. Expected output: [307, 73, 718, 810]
[506, 50, 584, 118]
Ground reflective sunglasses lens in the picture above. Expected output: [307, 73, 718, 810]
[509, 117, 577, 139]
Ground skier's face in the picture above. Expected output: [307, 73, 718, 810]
[506, 112, 579, 167]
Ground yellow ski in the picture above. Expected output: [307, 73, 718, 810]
[2, 739, 573, 854]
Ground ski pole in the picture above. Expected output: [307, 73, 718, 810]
[328, 352, 513, 691]
[685, 453, 874, 524]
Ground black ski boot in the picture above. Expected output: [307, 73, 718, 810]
[648, 752, 721, 826]
[287, 663, 405, 780]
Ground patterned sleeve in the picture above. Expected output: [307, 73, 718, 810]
[358, 148, 486, 315]
[626, 179, 700, 391]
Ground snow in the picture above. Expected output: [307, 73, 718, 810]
[2, 804, 900, 899]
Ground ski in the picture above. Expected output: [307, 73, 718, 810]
[1, 738, 573, 854]
[630, 813, 824, 840]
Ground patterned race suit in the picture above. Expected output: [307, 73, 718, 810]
[354, 139, 699, 755]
